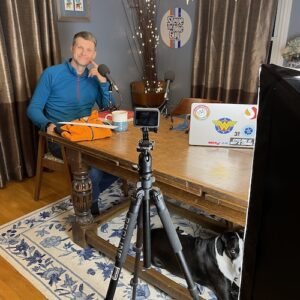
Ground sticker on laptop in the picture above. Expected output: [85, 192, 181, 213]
[229, 137, 255, 147]
[242, 124, 256, 137]
[244, 106, 257, 120]
[193, 105, 210, 120]
[213, 118, 237, 134]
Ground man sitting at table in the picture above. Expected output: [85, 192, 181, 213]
[27, 31, 117, 215]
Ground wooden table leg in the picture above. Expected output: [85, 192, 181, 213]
[67, 149, 95, 248]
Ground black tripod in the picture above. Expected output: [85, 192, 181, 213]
[105, 127, 198, 300]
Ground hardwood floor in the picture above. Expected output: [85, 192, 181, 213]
[0, 171, 70, 300]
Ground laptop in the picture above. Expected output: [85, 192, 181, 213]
[189, 103, 258, 148]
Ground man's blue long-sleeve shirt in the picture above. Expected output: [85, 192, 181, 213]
[27, 60, 112, 130]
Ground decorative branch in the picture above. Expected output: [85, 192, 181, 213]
[123, 0, 163, 93]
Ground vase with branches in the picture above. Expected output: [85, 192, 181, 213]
[123, 0, 165, 107]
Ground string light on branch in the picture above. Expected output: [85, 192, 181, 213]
[123, 0, 160, 93]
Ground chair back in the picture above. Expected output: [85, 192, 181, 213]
[34, 134, 72, 200]
[171, 98, 220, 117]
[170, 98, 221, 133]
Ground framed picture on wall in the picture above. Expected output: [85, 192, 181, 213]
[56, 0, 90, 22]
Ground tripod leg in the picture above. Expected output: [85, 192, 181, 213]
[130, 204, 143, 299]
[150, 188, 199, 300]
[105, 189, 144, 300]
[160, 101, 169, 118]
[143, 191, 151, 268]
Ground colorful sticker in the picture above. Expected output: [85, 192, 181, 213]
[193, 105, 210, 120]
[244, 106, 257, 120]
[242, 125, 256, 137]
[212, 118, 237, 134]
[230, 138, 255, 147]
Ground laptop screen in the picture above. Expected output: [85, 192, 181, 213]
[189, 103, 258, 148]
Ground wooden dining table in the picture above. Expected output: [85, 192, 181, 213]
[42, 116, 254, 299]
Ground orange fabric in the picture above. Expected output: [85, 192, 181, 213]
[60, 110, 112, 142]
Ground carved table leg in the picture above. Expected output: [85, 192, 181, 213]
[67, 149, 96, 248]
[72, 169, 93, 225]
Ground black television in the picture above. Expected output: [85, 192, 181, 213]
[240, 64, 300, 299]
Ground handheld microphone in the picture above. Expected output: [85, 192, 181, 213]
[98, 64, 119, 93]
[164, 70, 175, 100]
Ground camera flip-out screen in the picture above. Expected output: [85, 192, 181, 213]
[134, 108, 160, 128]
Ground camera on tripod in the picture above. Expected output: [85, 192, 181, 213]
[134, 107, 160, 129]
[134, 108, 160, 150]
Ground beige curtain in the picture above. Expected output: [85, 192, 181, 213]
[0, 0, 61, 188]
[192, 0, 278, 104]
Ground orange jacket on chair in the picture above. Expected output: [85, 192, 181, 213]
[60, 110, 112, 142]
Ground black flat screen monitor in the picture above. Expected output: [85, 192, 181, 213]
[240, 64, 300, 299]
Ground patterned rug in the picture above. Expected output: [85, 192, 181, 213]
[0, 180, 218, 300]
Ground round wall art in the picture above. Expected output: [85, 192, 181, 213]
[160, 7, 192, 49]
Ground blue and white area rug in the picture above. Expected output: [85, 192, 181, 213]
[0, 180, 218, 300]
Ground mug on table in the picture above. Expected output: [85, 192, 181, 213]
[105, 110, 128, 132]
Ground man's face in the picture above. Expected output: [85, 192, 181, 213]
[71, 37, 96, 67]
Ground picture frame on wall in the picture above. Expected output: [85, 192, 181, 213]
[56, 0, 90, 22]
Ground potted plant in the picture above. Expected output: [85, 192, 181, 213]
[282, 37, 300, 69]
[123, 0, 165, 107]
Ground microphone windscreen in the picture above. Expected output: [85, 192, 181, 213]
[164, 70, 175, 82]
[98, 64, 110, 76]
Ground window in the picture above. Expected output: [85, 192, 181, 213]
[269, 0, 293, 65]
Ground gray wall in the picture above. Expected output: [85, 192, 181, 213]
[57, 0, 196, 111]
[157, 1, 197, 110]
[57, 0, 300, 110]
[287, 0, 300, 40]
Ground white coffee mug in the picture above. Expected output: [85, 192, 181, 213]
[105, 110, 128, 132]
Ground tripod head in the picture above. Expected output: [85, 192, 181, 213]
[135, 127, 156, 178]
[137, 127, 156, 152]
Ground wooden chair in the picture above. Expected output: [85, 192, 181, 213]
[171, 98, 220, 117]
[34, 134, 129, 201]
[34, 134, 72, 201]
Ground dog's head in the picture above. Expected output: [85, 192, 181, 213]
[216, 231, 244, 261]
[215, 230, 244, 286]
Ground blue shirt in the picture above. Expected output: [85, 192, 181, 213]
[27, 60, 113, 130]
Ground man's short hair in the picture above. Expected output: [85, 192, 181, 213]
[72, 31, 97, 48]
